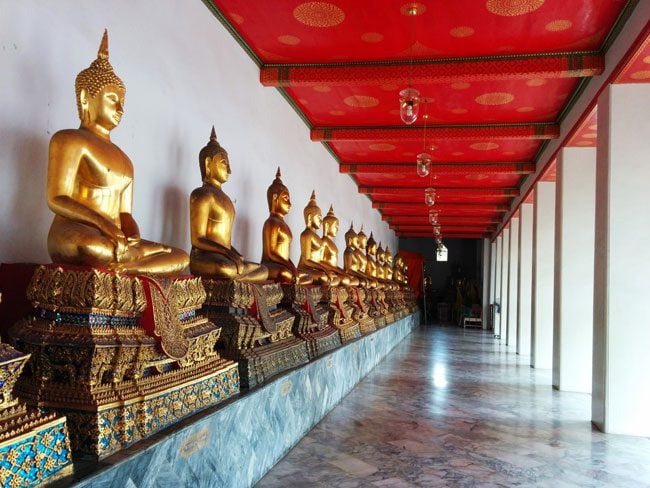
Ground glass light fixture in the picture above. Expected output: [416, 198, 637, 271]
[424, 187, 436, 206]
[428, 209, 439, 224]
[399, 88, 420, 125]
[416, 152, 431, 177]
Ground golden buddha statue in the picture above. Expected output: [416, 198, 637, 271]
[393, 254, 406, 284]
[189, 128, 268, 282]
[46, 31, 188, 275]
[261, 168, 312, 284]
[321, 205, 355, 286]
[365, 232, 379, 281]
[376, 242, 386, 280]
[385, 246, 395, 281]
[297, 191, 336, 285]
[356, 227, 377, 288]
[343, 224, 368, 286]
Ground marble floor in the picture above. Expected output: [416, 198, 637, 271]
[256, 325, 650, 487]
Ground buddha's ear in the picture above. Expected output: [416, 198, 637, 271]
[79, 88, 89, 109]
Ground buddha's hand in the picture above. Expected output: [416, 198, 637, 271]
[101, 222, 129, 261]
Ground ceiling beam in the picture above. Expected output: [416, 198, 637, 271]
[340, 163, 535, 175]
[386, 215, 502, 224]
[375, 202, 509, 211]
[261, 53, 603, 87]
[312, 124, 559, 142]
[360, 186, 519, 197]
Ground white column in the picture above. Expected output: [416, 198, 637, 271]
[552, 147, 596, 393]
[482, 239, 491, 329]
[531, 181, 555, 369]
[494, 235, 502, 336]
[517, 203, 533, 356]
[489, 240, 497, 331]
[593, 84, 650, 436]
[499, 228, 510, 340]
[507, 218, 519, 348]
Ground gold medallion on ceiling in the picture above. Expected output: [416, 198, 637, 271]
[517, 106, 535, 112]
[451, 82, 471, 90]
[545, 20, 573, 32]
[293, 2, 345, 27]
[361, 32, 384, 43]
[526, 78, 547, 86]
[485, 0, 545, 16]
[449, 26, 475, 38]
[475, 92, 515, 105]
[470, 142, 500, 150]
[369, 143, 396, 152]
[631, 71, 650, 80]
[344, 95, 380, 108]
[278, 35, 301, 45]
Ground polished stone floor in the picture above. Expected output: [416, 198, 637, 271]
[256, 325, 650, 487]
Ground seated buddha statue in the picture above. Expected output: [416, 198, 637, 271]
[375, 242, 386, 280]
[189, 128, 268, 282]
[261, 168, 312, 284]
[343, 224, 368, 287]
[321, 205, 354, 286]
[365, 232, 381, 286]
[297, 191, 336, 285]
[356, 227, 377, 288]
[393, 254, 406, 285]
[46, 31, 188, 275]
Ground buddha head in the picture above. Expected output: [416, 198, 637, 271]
[344, 223, 357, 248]
[75, 30, 126, 131]
[199, 127, 230, 184]
[323, 205, 339, 238]
[377, 243, 386, 265]
[386, 246, 394, 266]
[303, 190, 322, 229]
[366, 232, 377, 256]
[357, 226, 368, 251]
[267, 167, 291, 216]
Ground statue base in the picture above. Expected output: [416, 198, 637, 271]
[346, 287, 376, 334]
[201, 280, 309, 388]
[11, 265, 239, 459]
[0, 343, 72, 487]
[281, 284, 341, 360]
[321, 286, 361, 344]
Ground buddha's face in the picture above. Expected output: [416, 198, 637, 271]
[273, 190, 291, 215]
[82, 84, 125, 131]
[311, 211, 322, 229]
[330, 220, 339, 237]
[359, 235, 367, 250]
[208, 152, 230, 183]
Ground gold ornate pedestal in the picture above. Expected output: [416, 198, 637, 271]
[11, 265, 238, 459]
[0, 340, 73, 487]
[366, 289, 387, 329]
[201, 279, 309, 388]
[282, 285, 342, 359]
[345, 287, 376, 334]
[321, 286, 361, 343]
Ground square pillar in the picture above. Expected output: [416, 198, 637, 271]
[553, 147, 596, 393]
[489, 240, 497, 330]
[531, 181, 555, 369]
[494, 235, 502, 336]
[507, 218, 519, 348]
[517, 203, 533, 356]
[482, 239, 491, 328]
[499, 228, 510, 340]
[593, 84, 650, 436]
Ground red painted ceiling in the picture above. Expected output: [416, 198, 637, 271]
[208, 0, 644, 239]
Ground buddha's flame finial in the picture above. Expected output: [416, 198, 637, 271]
[98, 29, 109, 60]
[210, 126, 217, 142]
[276, 167, 282, 179]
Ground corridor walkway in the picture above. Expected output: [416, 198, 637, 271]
[256, 326, 650, 487]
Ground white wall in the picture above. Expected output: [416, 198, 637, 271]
[0, 1, 396, 266]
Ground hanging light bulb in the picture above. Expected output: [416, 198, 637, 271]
[433, 225, 441, 237]
[399, 88, 420, 125]
[429, 209, 439, 225]
[416, 152, 431, 177]
[424, 187, 436, 206]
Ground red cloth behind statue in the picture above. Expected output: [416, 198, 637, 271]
[0, 263, 39, 342]
[399, 250, 425, 297]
